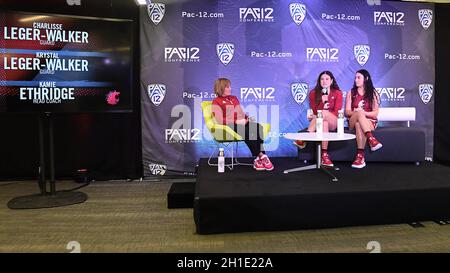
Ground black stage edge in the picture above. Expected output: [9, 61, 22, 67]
[194, 157, 450, 234]
[167, 182, 196, 209]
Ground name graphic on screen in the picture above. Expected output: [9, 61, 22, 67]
[0, 11, 132, 112]
[4, 24, 89, 45]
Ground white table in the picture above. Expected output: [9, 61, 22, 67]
[284, 132, 356, 182]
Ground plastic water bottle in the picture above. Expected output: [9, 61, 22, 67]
[218, 148, 225, 173]
[307, 109, 313, 119]
[337, 110, 344, 136]
[316, 110, 323, 136]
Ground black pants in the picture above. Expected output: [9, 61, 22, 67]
[228, 122, 265, 157]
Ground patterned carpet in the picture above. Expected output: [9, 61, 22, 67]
[1, 180, 450, 253]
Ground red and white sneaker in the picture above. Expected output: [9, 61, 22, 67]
[260, 154, 274, 171]
[293, 140, 307, 149]
[253, 157, 265, 171]
[321, 152, 334, 167]
[368, 136, 383, 152]
[352, 154, 366, 168]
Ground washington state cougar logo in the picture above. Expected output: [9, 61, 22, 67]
[291, 83, 308, 105]
[419, 84, 433, 104]
[216, 43, 235, 66]
[106, 90, 120, 105]
[418, 9, 433, 30]
[148, 84, 166, 106]
[289, 3, 306, 26]
[147, 3, 165, 25]
[354, 45, 370, 66]
[357, 100, 365, 110]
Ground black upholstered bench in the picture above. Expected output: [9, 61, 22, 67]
[297, 127, 425, 164]
[297, 107, 425, 164]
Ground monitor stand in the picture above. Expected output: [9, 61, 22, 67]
[7, 112, 88, 209]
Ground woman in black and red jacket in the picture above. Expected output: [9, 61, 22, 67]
[211, 78, 274, 171]
[345, 69, 382, 169]
[294, 71, 343, 167]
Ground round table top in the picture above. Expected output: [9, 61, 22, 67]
[284, 132, 356, 141]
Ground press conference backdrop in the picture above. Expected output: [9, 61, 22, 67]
[0, 11, 133, 113]
[141, 0, 435, 176]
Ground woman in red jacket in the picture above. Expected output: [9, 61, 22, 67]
[211, 78, 273, 171]
[294, 71, 343, 167]
[345, 69, 382, 168]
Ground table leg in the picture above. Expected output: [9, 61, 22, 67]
[317, 141, 339, 181]
[284, 142, 322, 174]
[283, 141, 339, 181]
[283, 164, 317, 174]
[316, 142, 321, 169]
[320, 166, 338, 182]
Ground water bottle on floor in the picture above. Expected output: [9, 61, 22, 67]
[218, 148, 225, 173]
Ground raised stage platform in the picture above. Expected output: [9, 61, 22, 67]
[194, 157, 450, 234]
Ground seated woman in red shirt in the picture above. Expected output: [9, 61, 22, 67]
[345, 69, 382, 169]
[211, 78, 273, 171]
[293, 71, 343, 167]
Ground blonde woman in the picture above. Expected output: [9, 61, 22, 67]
[211, 78, 273, 171]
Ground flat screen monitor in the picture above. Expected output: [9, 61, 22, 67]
[0, 10, 133, 113]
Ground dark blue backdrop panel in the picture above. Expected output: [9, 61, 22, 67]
[141, 0, 435, 175]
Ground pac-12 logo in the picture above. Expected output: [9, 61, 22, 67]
[240, 87, 275, 102]
[419, 84, 433, 104]
[165, 129, 201, 143]
[147, 3, 165, 25]
[164, 47, 200, 62]
[66, 0, 81, 6]
[306, 48, 339, 62]
[239, 8, 274, 22]
[354, 45, 370, 66]
[149, 163, 167, 176]
[289, 3, 306, 26]
[216, 43, 235, 66]
[291, 82, 308, 105]
[147, 84, 166, 106]
[376, 87, 406, 102]
[418, 9, 433, 30]
[374, 11, 405, 26]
